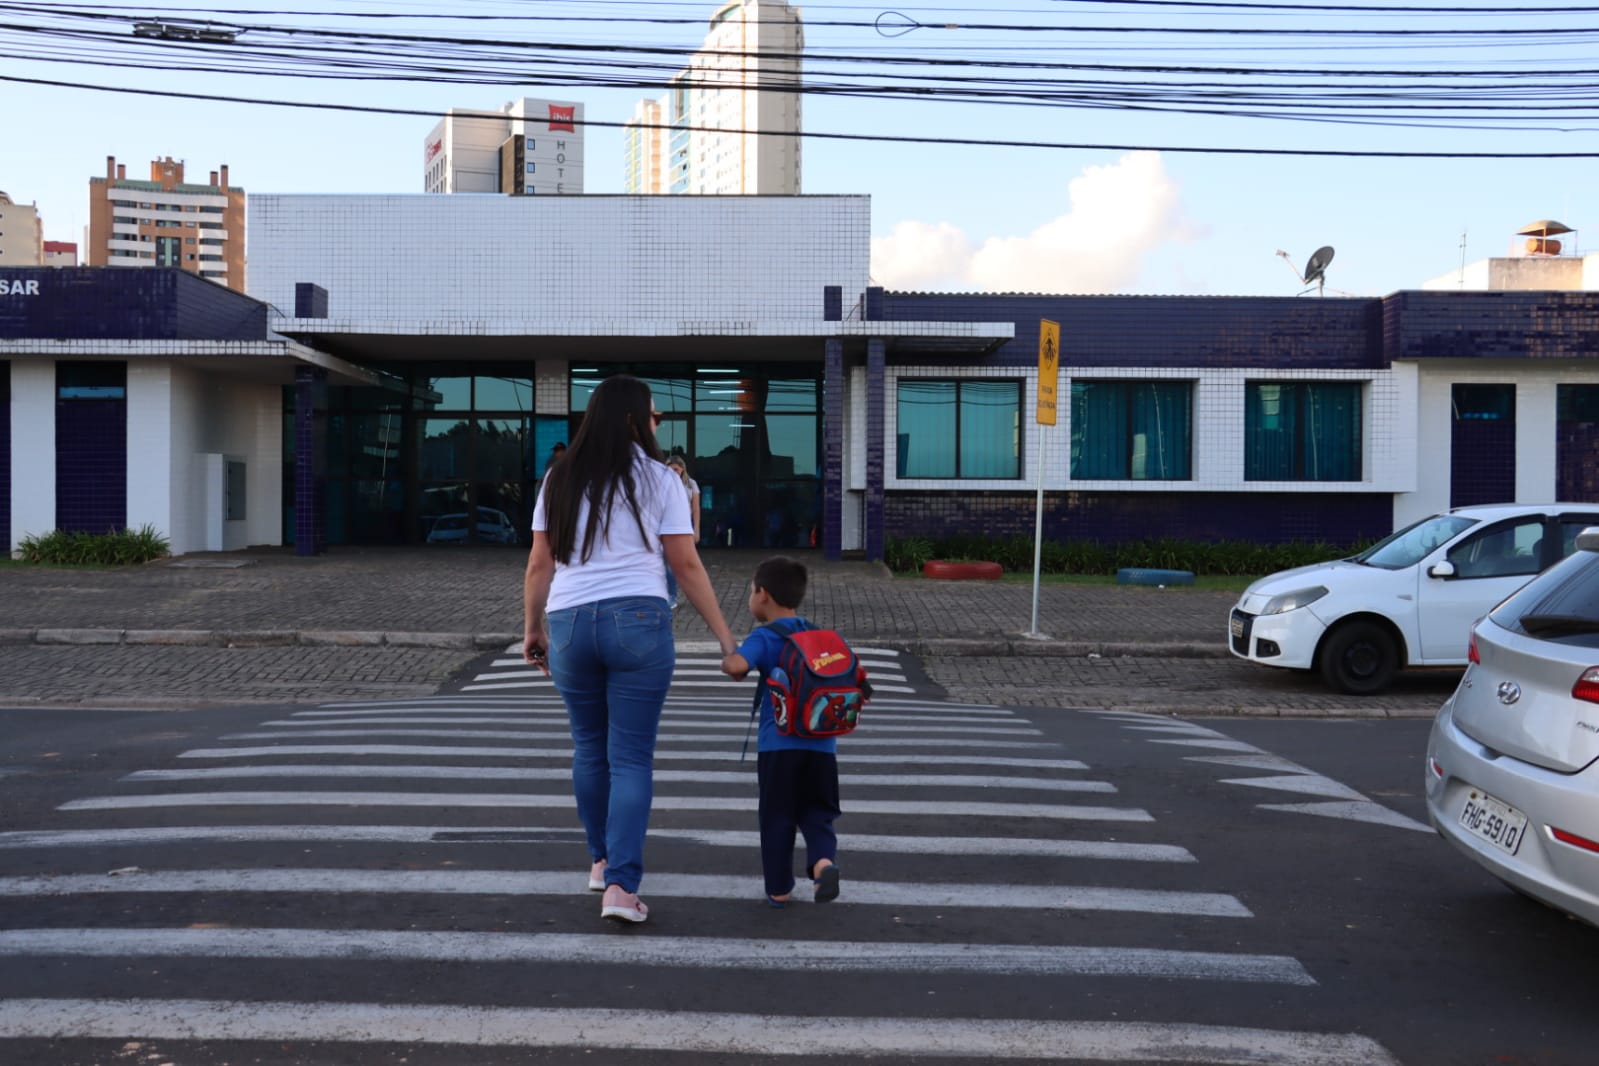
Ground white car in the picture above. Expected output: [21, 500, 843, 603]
[1229, 504, 1599, 694]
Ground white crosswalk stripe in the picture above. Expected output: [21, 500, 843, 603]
[458, 641, 924, 695]
[0, 693, 1401, 1063]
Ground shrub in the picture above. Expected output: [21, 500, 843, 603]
[17, 525, 171, 566]
[883, 532, 1361, 577]
[884, 535, 935, 572]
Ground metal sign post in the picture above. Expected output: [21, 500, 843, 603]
[1027, 319, 1060, 640]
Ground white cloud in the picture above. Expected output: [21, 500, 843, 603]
[871, 151, 1196, 294]
[869, 220, 973, 291]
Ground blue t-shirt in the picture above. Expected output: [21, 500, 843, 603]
[737, 616, 838, 754]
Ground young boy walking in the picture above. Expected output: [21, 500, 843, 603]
[721, 556, 842, 907]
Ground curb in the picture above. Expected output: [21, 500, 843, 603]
[0, 628, 1230, 658]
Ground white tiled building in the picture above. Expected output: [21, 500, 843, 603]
[4, 193, 1598, 561]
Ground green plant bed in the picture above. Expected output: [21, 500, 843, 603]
[16, 525, 171, 566]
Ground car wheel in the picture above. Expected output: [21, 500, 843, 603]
[1319, 620, 1398, 695]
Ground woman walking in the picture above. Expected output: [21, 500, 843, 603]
[523, 375, 737, 924]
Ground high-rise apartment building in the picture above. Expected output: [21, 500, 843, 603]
[424, 98, 585, 195]
[0, 192, 44, 266]
[86, 156, 246, 291]
[625, 0, 803, 195]
[623, 97, 669, 195]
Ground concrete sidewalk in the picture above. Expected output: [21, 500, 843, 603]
[0, 547, 1234, 657]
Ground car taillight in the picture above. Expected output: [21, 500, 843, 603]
[1552, 827, 1599, 855]
[1468, 633, 1480, 664]
[1572, 667, 1599, 705]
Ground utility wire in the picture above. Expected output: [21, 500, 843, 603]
[12, 71, 1599, 156]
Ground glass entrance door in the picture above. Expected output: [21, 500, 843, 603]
[566, 364, 822, 549]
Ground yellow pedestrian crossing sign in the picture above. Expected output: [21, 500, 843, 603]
[1037, 319, 1060, 426]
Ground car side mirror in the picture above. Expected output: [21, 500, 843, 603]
[1428, 561, 1456, 579]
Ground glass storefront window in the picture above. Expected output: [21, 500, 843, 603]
[896, 381, 957, 478]
[475, 376, 532, 412]
[767, 379, 818, 412]
[475, 419, 525, 482]
[349, 413, 403, 480]
[423, 376, 472, 410]
[765, 414, 818, 478]
[642, 376, 694, 413]
[896, 379, 1021, 479]
[419, 417, 470, 480]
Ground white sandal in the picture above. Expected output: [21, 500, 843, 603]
[601, 887, 648, 924]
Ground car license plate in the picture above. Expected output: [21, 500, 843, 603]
[1459, 790, 1528, 856]
[1230, 613, 1245, 638]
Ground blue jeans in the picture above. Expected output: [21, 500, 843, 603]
[546, 595, 675, 893]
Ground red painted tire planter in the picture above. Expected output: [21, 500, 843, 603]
[922, 560, 1004, 580]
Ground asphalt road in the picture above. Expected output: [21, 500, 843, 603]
[1, 689, 1590, 1065]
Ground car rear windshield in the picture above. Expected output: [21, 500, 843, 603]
[1352, 514, 1476, 570]
[1491, 549, 1599, 647]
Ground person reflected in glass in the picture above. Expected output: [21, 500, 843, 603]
[522, 375, 737, 924]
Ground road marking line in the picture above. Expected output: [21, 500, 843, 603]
[1218, 775, 1367, 801]
[318, 696, 1004, 714]
[1257, 801, 1432, 833]
[252, 718, 1042, 737]
[286, 708, 1014, 724]
[177, 746, 1086, 769]
[0, 871, 1240, 915]
[464, 680, 924, 694]
[1184, 754, 1310, 773]
[0, 1000, 1399, 1063]
[58, 793, 1151, 821]
[0, 826, 1193, 861]
[0, 928, 1310, 983]
[1149, 739, 1265, 752]
[123, 767, 1116, 793]
[218, 730, 1048, 750]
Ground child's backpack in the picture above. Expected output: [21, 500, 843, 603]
[761, 621, 873, 739]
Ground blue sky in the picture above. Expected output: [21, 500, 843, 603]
[4, 0, 1597, 298]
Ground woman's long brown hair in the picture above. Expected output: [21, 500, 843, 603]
[541, 374, 660, 565]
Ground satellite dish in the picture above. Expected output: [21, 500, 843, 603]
[1275, 244, 1340, 296]
[1303, 246, 1335, 287]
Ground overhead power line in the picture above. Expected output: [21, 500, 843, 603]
[12, 71, 1599, 157]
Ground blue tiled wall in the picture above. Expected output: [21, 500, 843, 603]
[0, 362, 8, 548]
[881, 294, 1385, 370]
[1384, 290, 1599, 360]
[56, 395, 127, 535]
[0, 268, 266, 341]
[885, 491, 1393, 546]
[822, 338, 843, 559]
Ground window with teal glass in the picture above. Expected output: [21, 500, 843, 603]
[1245, 381, 1362, 481]
[896, 379, 1020, 479]
[1070, 381, 1192, 480]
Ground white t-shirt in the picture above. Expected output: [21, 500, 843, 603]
[533, 446, 694, 612]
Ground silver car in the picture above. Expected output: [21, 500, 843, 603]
[1426, 529, 1599, 927]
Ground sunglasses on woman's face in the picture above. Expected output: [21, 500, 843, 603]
[651, 412, 663, 425]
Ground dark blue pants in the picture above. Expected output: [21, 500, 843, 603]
[756, 749, 841, 898]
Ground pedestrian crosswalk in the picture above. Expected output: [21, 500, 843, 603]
[0, 693, 1403, 1064]
[453, 640, 925, 696]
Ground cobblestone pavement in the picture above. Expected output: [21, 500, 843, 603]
[0, 547, 1450, 716]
